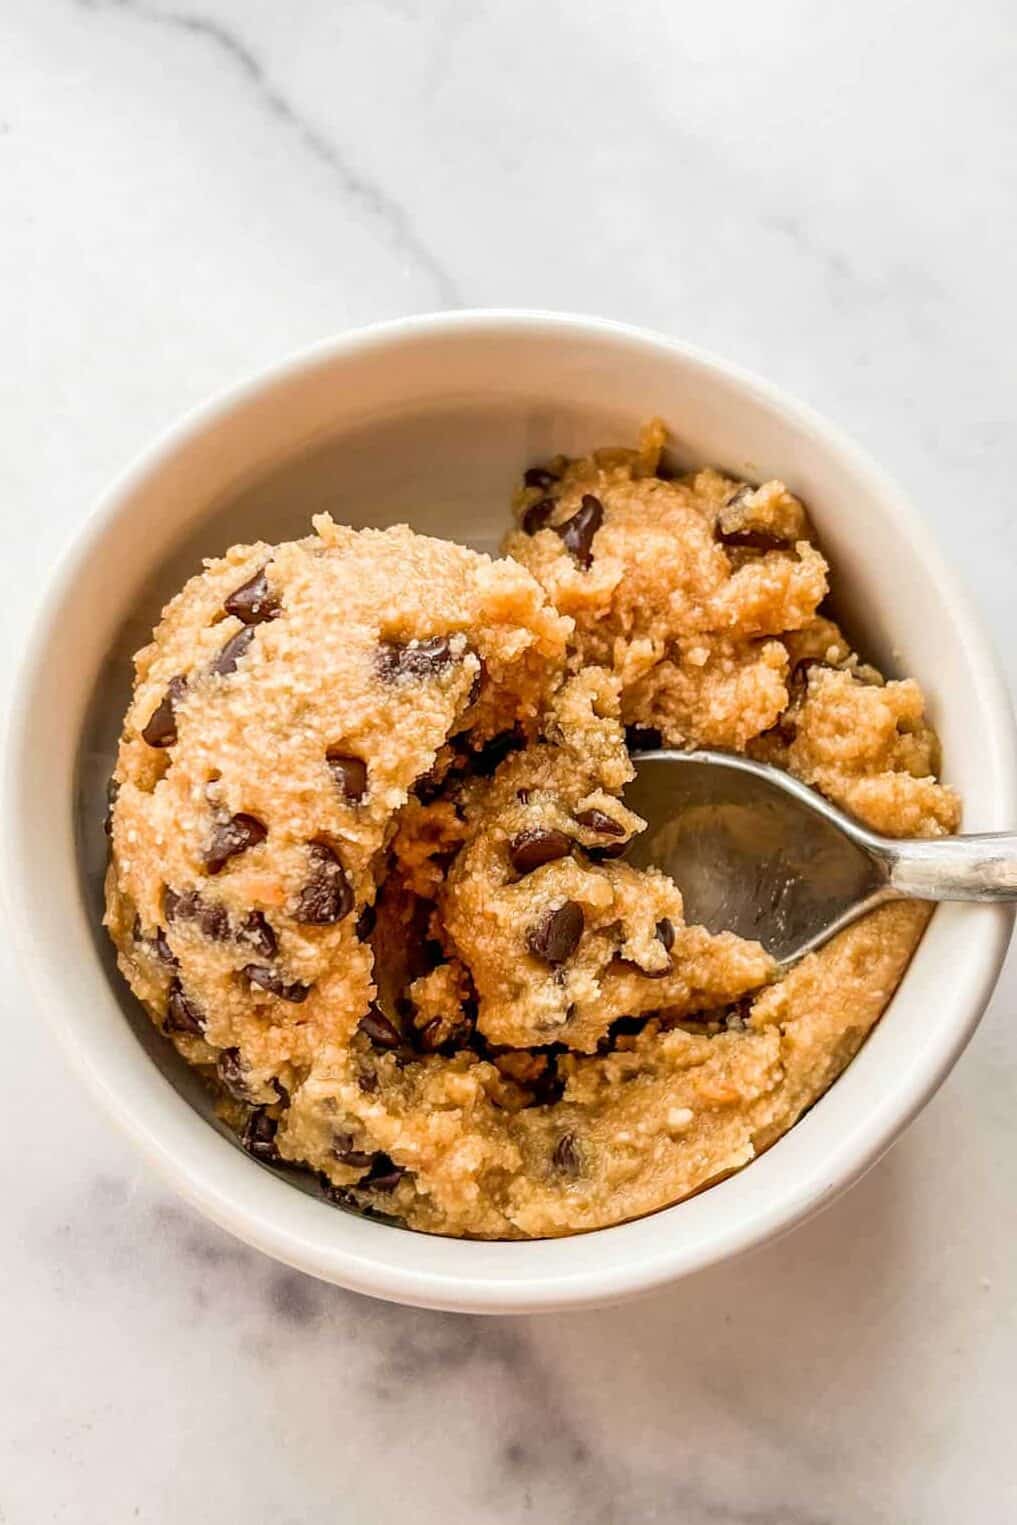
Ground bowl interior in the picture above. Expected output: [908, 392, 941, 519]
[16, 314, 1015, 1310]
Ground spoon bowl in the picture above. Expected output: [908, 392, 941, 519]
[627, 748, 1017, 968]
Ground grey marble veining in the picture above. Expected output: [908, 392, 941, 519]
[2, 1, 1016, 1520]
[75, 0, 461, 306]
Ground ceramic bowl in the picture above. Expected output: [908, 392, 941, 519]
[6, 311, 1014, 1312]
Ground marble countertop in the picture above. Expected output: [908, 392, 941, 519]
[2, 2, 1016, 1520]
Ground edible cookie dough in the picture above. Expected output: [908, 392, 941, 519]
[105, 427, 960, 1238]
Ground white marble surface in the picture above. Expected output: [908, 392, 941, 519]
[2, 2, 1016, 1520]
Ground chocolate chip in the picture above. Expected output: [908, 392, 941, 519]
[204, 812, 267, 875]
[293, 843, 353, 925]
[466, 664, 484, 708]
[417, 1016, 446, 1052]
[523, 466, 558, 489]
[217, 1047, 250, 1100]
[320, 1179, 357, 1208]
[164, 979, 204, 1036]
[585, 840, 628, 863]
[152, 927, 178, 967]
[522, 497, 555, 535]
[199, 900, 230, 941]
[552, 1132, 582, 1176]
[715, 487, 793, 552]
[625, 724, 663, 752]
[555, 494, 603, 568]
[769, 658, 832, 742]
[104, 777, 119, 836]
[527, 900, 584, 965]
[363, 1153, 404, 1191]
[355, 903, 377, 941]
[326, 751, 368, 803]
[141, 676, 187, 748]
[168, 890, 201, 932]
[517, 788, 531, 805]
[575, 808, 626, 837]
[509, 828, 573, 875]
[717, 526, 791, 552]
[238, 910, 277, 959]
[656, 917, 676, 952]
[201, 896, 230, 933]
[223, 567, 279, 626]
[242, 1107, 278, 1162]
[211, 625, 255, 677]
[333, 1143, 375, 1170]
[615, 954, 670, 981]
[166, 887, 230, 941]
[357, 1005, 402, 1049]
[421, 998, 476, 1054]
[244, 965, 310, 1002]
[376, 635, 456, 682]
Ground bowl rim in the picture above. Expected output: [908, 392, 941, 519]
[5, 308, 1015, 1313]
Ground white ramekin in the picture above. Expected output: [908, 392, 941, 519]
[6, 311, 1014, 1313]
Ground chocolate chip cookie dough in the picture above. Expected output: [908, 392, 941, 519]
[105, 427, 959, 1238]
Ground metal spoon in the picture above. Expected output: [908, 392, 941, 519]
[624, 749, 1017, 970]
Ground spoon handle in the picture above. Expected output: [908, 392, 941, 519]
[874, 834, 1017, 902]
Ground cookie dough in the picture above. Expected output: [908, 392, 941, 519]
[105, 429, 960, 1238]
